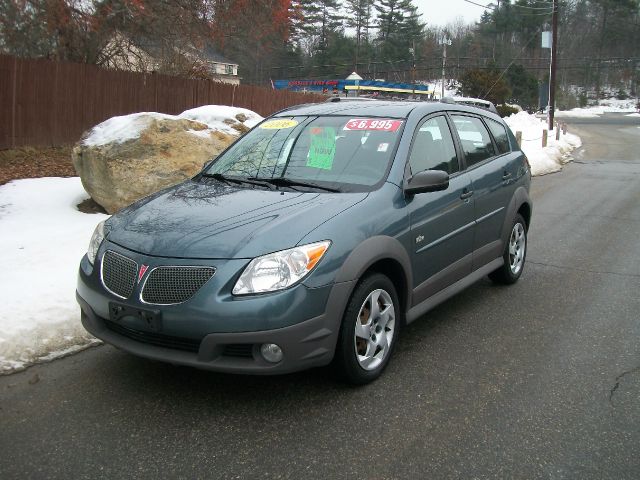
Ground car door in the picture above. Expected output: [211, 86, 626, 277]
[406, 114, 475, 305]
[450, 114, 511, 270]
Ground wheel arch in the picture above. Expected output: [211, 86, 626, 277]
[501, 186, 532, 244]
[517, 201, 532, 230]
[334, 235, 413, 318]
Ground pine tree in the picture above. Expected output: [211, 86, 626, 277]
[374, 0, 423, 65]
[345, 0, 374, 70]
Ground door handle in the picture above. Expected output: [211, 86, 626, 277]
[460, 190, 474, 200]
[502, 172, 512, 180]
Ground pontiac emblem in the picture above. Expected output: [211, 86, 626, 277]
[138, 264, 149, 283]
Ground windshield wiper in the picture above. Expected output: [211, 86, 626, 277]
[250, 177, 341, 193]
[202, 173, 274, 189]
[201, 172, 237, 185]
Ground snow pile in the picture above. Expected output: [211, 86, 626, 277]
[83, 105, 263, 147]
[504, 111, 582, 176]
[0, 178, 108, 373]
[180, 105, 262, 134]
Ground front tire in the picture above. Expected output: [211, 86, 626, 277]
[489, 213, 527, 284]
[334, 273, 400, 385]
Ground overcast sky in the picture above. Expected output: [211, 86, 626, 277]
[413, 0, 488, 26]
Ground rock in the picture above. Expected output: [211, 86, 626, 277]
[72, 116, 237, 214]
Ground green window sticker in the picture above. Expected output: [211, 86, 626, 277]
[306, 127, 336, 170]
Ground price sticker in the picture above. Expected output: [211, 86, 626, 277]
[343, 119, 403, 132]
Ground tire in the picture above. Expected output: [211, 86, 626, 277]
[334, 273, 400, 385]
[489, 213, 527, 285]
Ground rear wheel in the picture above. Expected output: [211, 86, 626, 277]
[334, 273, 400, 385]
[489, 213, 527, 284]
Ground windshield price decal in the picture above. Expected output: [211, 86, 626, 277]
[343, 119, 403, 132]
[260, 119, 299, 129]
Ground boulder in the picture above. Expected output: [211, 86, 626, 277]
[72, 113, 244, 214]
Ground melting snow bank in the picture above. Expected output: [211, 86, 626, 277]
[82, 105, 263, 146]
[504, 112, 582, 176]
[0, 178, 108, 373]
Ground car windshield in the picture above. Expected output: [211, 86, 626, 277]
[204, 115, 404, 192]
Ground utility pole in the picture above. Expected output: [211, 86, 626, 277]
[409, 40, 416, 98]
[548, 0, 558, 130]
[439, 34, 452, 99]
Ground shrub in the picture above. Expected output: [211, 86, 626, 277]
[616, 89, 628, 100]
[579, 92, 588, 107]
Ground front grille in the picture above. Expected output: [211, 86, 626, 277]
[222, 344, 254, 358]
[102, 250, 137, 299]
[141, 266, 215, 304]
[104, 320, 202, 352]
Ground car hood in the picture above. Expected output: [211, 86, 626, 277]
[107, 179, 368, 259]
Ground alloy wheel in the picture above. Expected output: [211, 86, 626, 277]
[353, 289, 396, 371]
[509, 222, 526, 275]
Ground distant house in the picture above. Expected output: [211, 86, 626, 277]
[190, 44, 239, 84]
[102, 32, 240, 85]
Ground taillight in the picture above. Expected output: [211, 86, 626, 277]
[523, 155, 531, 170]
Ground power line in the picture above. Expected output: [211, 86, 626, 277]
[461, 0, 495, 10]
[483, 24, 545, 98]
[462, 0, 554, 11]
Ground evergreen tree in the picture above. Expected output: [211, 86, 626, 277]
[505, 64, 538, 110]
[374, 0, 423, 67]
[345, 0, 374, 70]
[298, 0, 343, 58]
[459, 66, 511, 105]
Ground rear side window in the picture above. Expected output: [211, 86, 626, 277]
[409, 116, 459, 175]
[451, 115, 495, 167]
[486, 118, 511, 154]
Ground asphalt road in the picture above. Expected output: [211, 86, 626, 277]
[1, 113, 639, 479]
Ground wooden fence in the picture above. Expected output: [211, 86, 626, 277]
[0, 55, 325, 149]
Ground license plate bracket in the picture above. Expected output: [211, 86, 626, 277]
[109, 302, 163, 331]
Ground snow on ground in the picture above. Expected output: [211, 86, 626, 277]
[83, 105, 263, 146]
[505, 111, 582, 176]
[0, 178, 108, 373]
[556, 98, 638, 118]
[555, 108, 602, 118]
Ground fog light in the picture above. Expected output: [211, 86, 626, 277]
[260, 343, 283, 363]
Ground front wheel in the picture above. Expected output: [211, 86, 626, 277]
[489, 213, 527, 284]
[334, 273, 400, 385]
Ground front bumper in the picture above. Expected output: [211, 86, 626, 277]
[77, 286, 351, 374]
[76, 243, 355, 374]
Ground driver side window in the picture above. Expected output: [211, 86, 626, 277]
[409, 116, 459, 175]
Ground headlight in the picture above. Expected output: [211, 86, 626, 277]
[232, 241, 331, 295]
[87, 220, 106, 265]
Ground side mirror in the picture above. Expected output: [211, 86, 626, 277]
[405, 170, 449, 195]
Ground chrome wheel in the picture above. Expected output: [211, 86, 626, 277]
[509, 222, 526, 275]
[353, 289, 396, 371]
